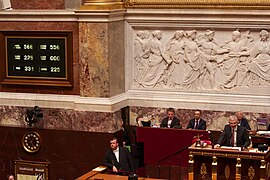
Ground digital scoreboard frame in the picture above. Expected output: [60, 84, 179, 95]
[0, 31, 73, 87]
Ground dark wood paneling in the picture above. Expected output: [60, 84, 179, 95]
[0, 22, 79, 95]
[0, 126, 120, 179]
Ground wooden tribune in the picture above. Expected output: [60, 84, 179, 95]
[136, 127, 209, 179]
[76, 166, 164, 180]
[15, 160, 49, 180]
[188, 145, 270, 180]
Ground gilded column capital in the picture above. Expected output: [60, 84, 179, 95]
[81, 0, 124, 10]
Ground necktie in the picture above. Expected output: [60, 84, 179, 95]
[231, 128, 235, 146]
[195, 121, 198, 129]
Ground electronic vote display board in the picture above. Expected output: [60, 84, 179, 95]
[0, 32, 73, 87]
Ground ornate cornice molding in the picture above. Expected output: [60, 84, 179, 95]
[124, 0, 270, 9]
[81, 0, 125, 10]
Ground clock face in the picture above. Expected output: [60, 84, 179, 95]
[22, 131, 41, 153]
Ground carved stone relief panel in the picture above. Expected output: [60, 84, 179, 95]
[131, 29, 270, 93]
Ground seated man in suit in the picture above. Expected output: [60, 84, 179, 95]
[214, 115, 250, 148]
[186, 109, 206, 130]
[103, 137, 134, 175]
[236, 111, 251, 131]
[160, 107, 181, 128]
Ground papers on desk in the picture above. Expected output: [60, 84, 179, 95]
[249, 148, 269, 153]
[92, 166, 107, 172]
[256, 131, 270, 136]
[249, 149, 258, 152]
[220, 146, 241, 151]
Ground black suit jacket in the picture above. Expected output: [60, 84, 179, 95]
[186, 118, 206, 130]
[103, 146, 134, 173]
[239, 117, 251, 130]
[216, 125, 250, 147]
[160, 117, 181, 128]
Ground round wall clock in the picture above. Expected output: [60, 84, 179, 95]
[22, 131, 41, 153]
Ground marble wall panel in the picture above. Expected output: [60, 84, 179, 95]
[10, 0, 65, 9]
[109, 21, 125, 96]
[65, 0, 81, 10]
[130, 106, 270, 131]
[79, 22, 110, 97]
[0, 21, 80, 95]
[0, 105, 122, 132]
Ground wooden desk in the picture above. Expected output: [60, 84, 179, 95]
[76, 166, 107, 180]
[76, 166, 165, 180]
[188, 145, 270, 180]
[251, 135, 270, 147]
[89, 173, 165, 180]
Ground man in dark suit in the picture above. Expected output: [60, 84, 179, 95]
[214, 115, 250, 148]
[104, 137, 134, 174]
[160, 108, 181, 128]
[186, 109, 206, 130]
[236, 111, 251, 131]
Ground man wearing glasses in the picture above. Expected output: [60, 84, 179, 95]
[214, 115, 250, 148]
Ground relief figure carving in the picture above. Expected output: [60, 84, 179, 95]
[164, 30, 186, 88]
[134, 31, 146, 83]
[248, 30, 270, 85]
[181, 30, 204, 89]
[217, 30, 247, 89]
[132, 29, 270, 90]
[197, 30, 219, 89]
[139, 30, 171, 87]
[229, 30, 270, 85]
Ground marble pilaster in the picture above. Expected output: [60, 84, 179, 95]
[78, 10, 125, 97]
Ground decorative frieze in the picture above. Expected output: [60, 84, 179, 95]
[125, 0, 270, 9]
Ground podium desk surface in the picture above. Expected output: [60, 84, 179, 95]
[189, 146, 270, 159]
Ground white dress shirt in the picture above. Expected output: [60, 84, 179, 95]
[113, 147, 119, 162]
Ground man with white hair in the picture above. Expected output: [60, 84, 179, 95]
[214, 115, 250, 148]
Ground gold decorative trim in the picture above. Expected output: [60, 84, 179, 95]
[266, 162, 270, 178]
[261, 159, 266, 168]
[212, 156, 217, 180]
[225, 165, 230, 179]
[248, 166, 255, 180]
[189, 151, 265, 160]
[81, 0, 124, 10]
[236, 158, 241, 179]
[200, 163, 207, 179]
[260, 159, 267, 179]
[124, 0, 270, 10]
[188, 154, 194, 179]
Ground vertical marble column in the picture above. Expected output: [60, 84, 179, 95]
[77, 9, 125, 98]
